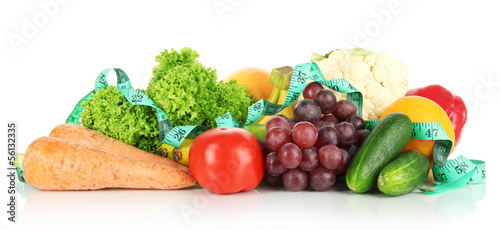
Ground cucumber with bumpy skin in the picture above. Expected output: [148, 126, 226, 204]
[346, 112, 412, 193]
[378, 150, 430, 196]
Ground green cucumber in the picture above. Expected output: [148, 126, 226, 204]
[377, 150, 430, 196]
[346, 112, 412, 193]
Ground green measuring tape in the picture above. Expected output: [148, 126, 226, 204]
[420, 155, 486, 193]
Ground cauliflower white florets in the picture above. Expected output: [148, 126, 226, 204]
[311, 48, 408, 120]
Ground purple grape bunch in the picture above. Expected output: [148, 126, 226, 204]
[261, 82, 371, 191]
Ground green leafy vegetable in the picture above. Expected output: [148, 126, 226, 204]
[80, 86, 162, 153]
[79, 47, 254, 153]
[147, 47, 254, 129]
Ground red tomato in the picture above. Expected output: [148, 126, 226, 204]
[189, 127, 264, 194]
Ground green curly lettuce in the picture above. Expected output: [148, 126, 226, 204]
[147, 47, 254, 129]
[78, 47, 254, 153]
[79, 86, 162, 153]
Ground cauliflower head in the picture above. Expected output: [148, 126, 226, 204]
[310, 48, 408, 120]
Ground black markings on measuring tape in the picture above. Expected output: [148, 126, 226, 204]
[158, 119, 172, 131]
[169, 128, 187, 142]
[432, 155, 473, 183]
[251, 103, 263, 113]
[433, 140, 452, 166]
[296, 76, 307, 84]
[96, 73, 107, 88]
[298, 70, 307, 78]
[116, 69, 128, 84]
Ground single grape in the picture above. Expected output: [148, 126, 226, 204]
[282, 168, 308, 191]
[332, 100, 357, 121]
[265, 152, 287, 176]
[354, 129, 370, 147]
[335, 122, 356, 149]
[313, 120, 334, 130]
[291, 121, 318, 148]
[278, 143, 302, 169]
[314, 126, 340, 149]
[263, 172, 283, 186]
[303, 82, 324, 100]
[260, 139, 273, 157]
[299, 148, 319, 171]
[266, 116, 292, 134]
[293, 99, 322, 123]
[347, 114, 365, 130]
[266, 126, 291, 151]
[308, 165, 336, 191]
[318, 144, 344, 170]
[321, 115, 339, 126]
[333, 148, 352, 176]
[314, 89, 337, 114]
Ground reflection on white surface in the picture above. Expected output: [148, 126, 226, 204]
[16, 179, 486, 229]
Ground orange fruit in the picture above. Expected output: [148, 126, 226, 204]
[223, 67, 274, 101]
[380, 96, 455, 164]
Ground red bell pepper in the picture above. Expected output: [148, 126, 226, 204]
[406, 84, 467, 148]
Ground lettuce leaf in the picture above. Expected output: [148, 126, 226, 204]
[147, 47, 254, 129]
[80, 86, 162, 153]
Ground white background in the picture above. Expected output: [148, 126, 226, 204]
[1, 0, 499, 229]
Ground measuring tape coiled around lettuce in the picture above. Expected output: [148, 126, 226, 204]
[66, 68, 207, 148]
